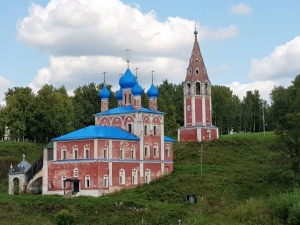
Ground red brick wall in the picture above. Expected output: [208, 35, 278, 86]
[179, 128, 197, 142]
[195, 96, 202, 125]
[185, 98, 192, 126]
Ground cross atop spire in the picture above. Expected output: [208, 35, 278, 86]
[125, 49, 131, 68]
[150, 70, 155, 84]
[194, 21, 198, 40]
[102, 71, 107, 84]
[134, 67, 139, 79]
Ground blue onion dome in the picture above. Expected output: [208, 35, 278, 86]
[99, 85, 111, 99]
[116, 88, 123, 100]
[194, 30, 198, 34]
[132, 81, 143, 96]
[147, 84, 159, 98]
[119, 68, 136, 88]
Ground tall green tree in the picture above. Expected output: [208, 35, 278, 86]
[4, 87, 35, 141]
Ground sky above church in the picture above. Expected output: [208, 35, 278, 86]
[1, 0, 300, 104]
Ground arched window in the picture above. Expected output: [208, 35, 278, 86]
[165, 166, 169, 175]
[84, 144, 90, 159]
[131, 147, 135, 159]
[144, 125, 147, 135]
[144, 146, 150, 158]
[129, 94, 132, 103]
[153, 144, 159, 158]
[73, 145, 78, 159]
[132, 168, 138, 185]
[128, 123, 132, 133]
[196, 58, 198, 62]
[153, 126, 157, 136]
[104, 175, 108, 188]
[205, 82, 209, 95]
[61, 146, 67, 160]
[196, 82, 201, 95]
[166, 147, 170, 157]
[145, 169, 151, 184]
[74, 168, 78, 177]
[120, 149, 124, 159]
[119, 169, 125, 185]
[196, 68, 199, 75]
[103, 147, 108, 158]
[85, 175, 90, 188]
[187, 83, 191, 95]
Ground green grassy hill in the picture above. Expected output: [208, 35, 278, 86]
[0, 133, 297, 225]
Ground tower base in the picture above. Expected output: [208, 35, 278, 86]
[178, 126, 219, 142]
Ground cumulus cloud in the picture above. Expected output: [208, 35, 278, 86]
[28, 55, 187, 93]
[18, 0, 239, 59]
[19, 0, 239, 93]
[248, 36, 300, 81]
[230, 3, 253, 15]
[226, 78, 292, 103]
[0, 76, 14, 103]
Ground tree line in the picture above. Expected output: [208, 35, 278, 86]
[0, 78, 285, 143]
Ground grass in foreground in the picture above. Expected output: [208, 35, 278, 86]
[0, 132, 295, 224]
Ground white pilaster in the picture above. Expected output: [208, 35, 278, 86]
[160, 115, 165, 174]
[42, 148, 48, 194]
[53, 142, 57, 161]
[94, 139, 98, 159]
[191, 96, 195, 126]
[202, 96, 206, 126]
[108, 140, 112, 188]
[184, 97, 187, 126]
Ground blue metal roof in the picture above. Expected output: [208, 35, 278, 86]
[147, 84, 159, 98]
[119, 68, 136, 89]
[99, 85, 111, 99]
[94, 105, 164, 116]
[53, 125, 140, 141]
[132, 81, 143, 96]
[164, 136, 176, 142]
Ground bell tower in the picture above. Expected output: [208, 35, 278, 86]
[178, 27, 219, 142]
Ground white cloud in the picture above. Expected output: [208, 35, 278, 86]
[0, 76, 14, 102]
[248, 36, 300, 81]
[18, 0, 239, 60]
[28, 55, 187, 93]
[226, 78, 292, 103]
[230, 3, 253, 15]
[19, 0, 239, 93]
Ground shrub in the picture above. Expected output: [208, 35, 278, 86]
[55, 209, 75, 225]
[287, 202, 300, 225]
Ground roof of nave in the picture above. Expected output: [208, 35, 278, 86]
[94, 105, 164, 116]
[164, 136, 176, 142]
[53, 125, 140, 141]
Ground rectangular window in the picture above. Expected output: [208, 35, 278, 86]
[144, 125, 147, 135]
[154, 147, 158, 157]
[154, 126, 157, 136]
[85, 149, 89, 158]
[131, 149, 135, 159]
[166, 148, 170, 157]
[128, 124, 132, 133]
[62, 151, 66, 160]
[120, 149, 124, 159]
[49, 182, 53, 188]
[85, 177, 90, 188]
[74, 150, 78, 159]
[104, 149, 107, 158]
[144, 146, 149, 157]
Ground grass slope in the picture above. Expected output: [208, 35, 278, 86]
[0, 132, 295, 225]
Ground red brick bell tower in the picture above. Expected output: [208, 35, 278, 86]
[178, 28, 219, 142]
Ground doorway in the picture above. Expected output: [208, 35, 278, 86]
[73, 181, 80, 193]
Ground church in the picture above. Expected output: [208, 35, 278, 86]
[8, 29, 218, 196]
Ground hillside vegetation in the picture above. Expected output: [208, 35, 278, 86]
[0, 132, 298, 225]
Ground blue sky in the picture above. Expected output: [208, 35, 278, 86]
[1, 0, 300, 103]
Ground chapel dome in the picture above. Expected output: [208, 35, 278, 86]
[132, 82, 143, 96]
[147, 84, 159, 98]
[119, 69, 136, 89]
[99, 85, 111, 99]
[116, 88, 123, 100]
